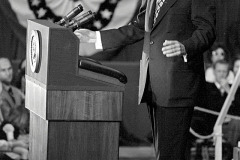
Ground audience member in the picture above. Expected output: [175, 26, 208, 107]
[224, 57, 240, 147]
[233, 56, 240, 78]
[206, 60, 231, 112]
[228, 57, 240, 114]
[189, 60, 233, 160]
[0, 57, 25, 120]
[191, 60, 231, 135]
[0, 106, 29, 160]
[205, 43, 234, 83]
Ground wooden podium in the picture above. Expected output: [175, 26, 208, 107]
[25, 20, 125, 160]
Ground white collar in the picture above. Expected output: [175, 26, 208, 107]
[214, 82, 221, 90]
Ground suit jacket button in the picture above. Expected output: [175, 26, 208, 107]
[150, 41, 154, 45]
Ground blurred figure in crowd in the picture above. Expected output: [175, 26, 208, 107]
[0, 57, 25, 121]
[205, 43, 234, 83]
[225, 56, 240, 147]
[189, 60, 233, 160]
[0, 106, 29, 160]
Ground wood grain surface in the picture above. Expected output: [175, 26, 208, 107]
[29, 112, 120, 160]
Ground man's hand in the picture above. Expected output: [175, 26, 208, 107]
[74, 29, 96, 43]
[162, 40, 186, 57]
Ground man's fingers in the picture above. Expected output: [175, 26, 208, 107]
[162, 40, 186, 58]
[165, 51, 181, 57]
[162, 47, 181, 55]
[162, 43, 180, 52]
[162, 43, 181, 55]
[74, 30, 96, 43]
[163, 40, 178, 46]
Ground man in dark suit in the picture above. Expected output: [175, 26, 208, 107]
[74, 0, 216, 159]
[0, 58, 25, 121]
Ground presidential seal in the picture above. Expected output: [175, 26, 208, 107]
[29, 30, 41, 73]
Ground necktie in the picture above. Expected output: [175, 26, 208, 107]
[154, 0, 165, 24]
[8, 87, 15, 103]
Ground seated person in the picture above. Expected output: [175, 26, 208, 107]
[205, 43, 234, 83]
[192, 60, 231, 135]
[224, 57, 240, 147]
[0, 57, 25, 121]
[0, 106, 29, 160]
[189, 60, 233, 159]
[231, 56, 240, 107]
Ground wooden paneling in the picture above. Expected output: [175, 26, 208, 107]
[48, 121, 120, 160]
[26, 77, 122, 121]
[29, 112, 120, 160]
[47, 90, 122, 121]
[26, 77, 47, 119]
[29, 112, 48, 160]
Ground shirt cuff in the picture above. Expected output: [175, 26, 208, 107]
[183, 54, 187, 63]
[95, 31, 103, 50]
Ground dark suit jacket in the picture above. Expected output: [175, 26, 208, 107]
[228, 87, 240, 116]
[205, 83, 240, 116]
[100, 0, 216, 107]
[205, 82, 227, 112]
[0, 84, 24, 120]
[191, 82, 240, 136]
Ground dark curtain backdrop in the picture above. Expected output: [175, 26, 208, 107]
[0, 0, 26, 59]
[216, 0, 240, 61]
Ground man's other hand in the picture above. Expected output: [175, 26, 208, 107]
[162, 40, 186, 57]
[74, 29, 96, 43]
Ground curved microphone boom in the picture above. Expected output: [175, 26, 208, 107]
[56, 4, 83, 26]
[70, 12, 96, 31]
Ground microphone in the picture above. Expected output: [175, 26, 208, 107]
[56, 4, 83, 26]
[70, 12, 96, 31]
[65, 11, 93, 28]
[2, 123, 15, 141]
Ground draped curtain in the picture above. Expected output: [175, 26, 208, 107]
[0, 0, 26, 59]
[216, 0, 240, 60]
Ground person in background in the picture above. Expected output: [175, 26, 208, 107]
[0, 57, 25, 121]
[205, 43, 234, 83]
[206, 60, 231, 112]
[233, 56, 240, 78]
[74, 0, 216, 159]
[224, 56, 240, 148]
[192, 60, 231, 135]
[0, 106, 29, 160]
[189, 60, 233, 160]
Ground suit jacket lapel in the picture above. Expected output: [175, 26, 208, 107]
[152, 0, 177, 29]
[1, 89, 15, 108]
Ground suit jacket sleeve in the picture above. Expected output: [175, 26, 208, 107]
[182, 0, 216, 60]
[99, 0, 147, 50]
